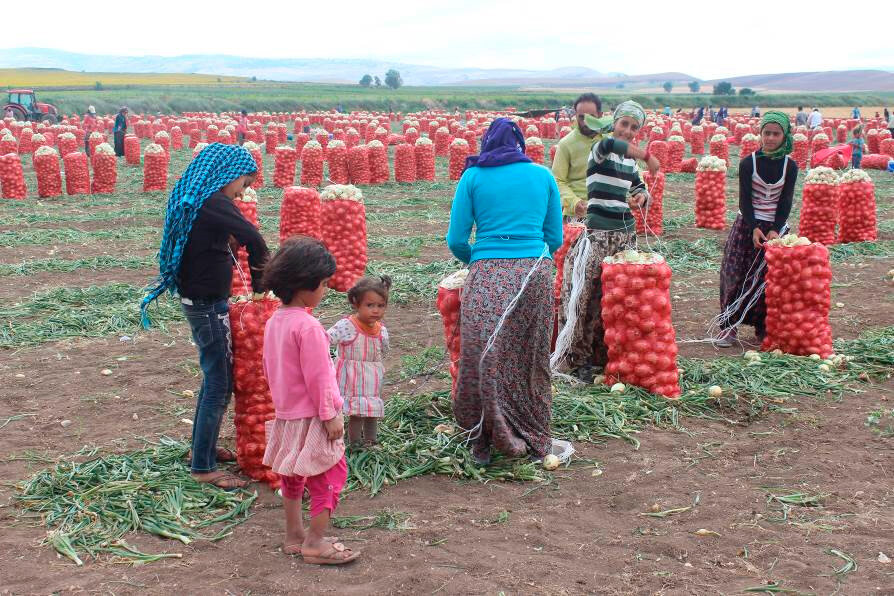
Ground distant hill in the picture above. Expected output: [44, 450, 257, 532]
[0, 49, 890, 92]
[704, 70, 894, 92]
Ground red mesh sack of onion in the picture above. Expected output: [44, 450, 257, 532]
[761, 234, 833, 358]
[601, 250, 681, 398]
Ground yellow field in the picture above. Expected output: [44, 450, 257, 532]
[0, 68, 247, 88]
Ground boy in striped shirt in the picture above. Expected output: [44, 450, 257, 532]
[555, 101, 660, 380]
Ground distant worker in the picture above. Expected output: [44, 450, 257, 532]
[848, 125, 865, 169]
[236, 110, 248, 145]
[4, 106, 13, 119]
[807, 107, 823, 130]
[83, 106, 99, 155]
[884, 107, 890, 123]
[692, 106, 705, 125]
[852, 106, 861, 120]
[113, 106, 128, 157]
[751, 106, 760, 118]
[663, 106, 671, 116]
[551, 93, 604, 220]
[795, 106, 808, 127]
[888, 111, 894, 137]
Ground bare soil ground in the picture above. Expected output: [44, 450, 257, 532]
[1, 144, 893, 596]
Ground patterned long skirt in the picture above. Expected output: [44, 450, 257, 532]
[555, 229, 636, 372]
[454, 258, 555, 460]
[718, 215, 775, 331]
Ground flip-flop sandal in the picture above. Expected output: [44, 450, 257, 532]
[282, 537, 339, 556]
[185, 447, 238, 463]
[303, 542, 360, 566]
[193, 471, 249, 491]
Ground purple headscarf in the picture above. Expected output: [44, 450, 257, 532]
[464, 117, 531, 172]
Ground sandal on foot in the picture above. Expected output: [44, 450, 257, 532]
[282, 537, 339, 556]
[303, 542, 360, 566]
[192, 471, 249, 490]
[185, 446, 238, 463]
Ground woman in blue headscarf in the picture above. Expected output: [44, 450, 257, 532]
[445, 118, 563, 465]
[142, 143, 269, 489]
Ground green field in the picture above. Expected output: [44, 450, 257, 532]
[36, 82, 894, 115]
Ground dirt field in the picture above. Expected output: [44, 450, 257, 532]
[1, 137, 893, 595]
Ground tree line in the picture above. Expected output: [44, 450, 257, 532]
[662, 80, 755, 96]
[359, 70, 403, 90]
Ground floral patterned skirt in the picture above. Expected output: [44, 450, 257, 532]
[719, 215, 774, 331]
[454, 258, 555, 459]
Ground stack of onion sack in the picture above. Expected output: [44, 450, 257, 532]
[273, 146, 298, 188]
[320, 184, 367, 292]
[665, 136, 684, 172]
[436, 269, 469, 395]
[142, 143, 168, 192]
[709, 134, 729, 166]
[88, 132, 105, 154]
[230, 294, 281, 488]
[17, 129, 32, 154]
[648, 140, 667, 170]
[525, 137, 545, 164]
[791, 133, 808, 169]
[434, 127, 451, 156]
[393, 143, 416, 183]
[448, 138, 470, 180]
[810, 134, 830, 162]
[280, 186, 322, 242]
[264, 129, 278, 154]
[867, 129, 880, 153]
[91, 143, 117, 193]
[0, 133, 16, 156]
[837, 169, 877, 243]
[63, 151, 90, 195]
[414, 137, 436, 181]
[367, 140, 389, 184]
[0, 153, 26, 199]
[347, 144, 370, 184]
[861, 154, 893, 169]
[58, 132, 77, 156]
[601, 250, 680, 398]
[299, 140, 323, 186]
[836, 124, 847, 144]
[33, 146, 62, 198]
[680, 157, 697, 173]
[694, 155, 727, 229]
[632, 171, 665, 236]
[881, 138, 894, 158]
[154, 131, 171, 155]
[124, 135, 141, 165]
[689, 125, 705, 154]
[231, 187, 260, 296]
[243, 141, 264, 188]
[551, 222, 585, 350]
[761, 234, 833, 358]
[326, 140, 349, 184]
[739, 134, 760, 160]
[798, 166, 839, 245]
[171, 126, 183, 150]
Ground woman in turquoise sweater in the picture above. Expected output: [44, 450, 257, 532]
[446, 118, 563, 466]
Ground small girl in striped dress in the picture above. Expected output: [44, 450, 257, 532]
[327, 275, 391, 446]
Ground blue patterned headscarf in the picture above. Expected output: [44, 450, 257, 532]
[140, 143, 258, 327]
[464, 117, 531, 171]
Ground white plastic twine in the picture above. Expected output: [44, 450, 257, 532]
[228, 244, 254, 331]
[549, 233, 593, 384]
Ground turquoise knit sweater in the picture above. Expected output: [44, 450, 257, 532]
[446, 161, 563, 264]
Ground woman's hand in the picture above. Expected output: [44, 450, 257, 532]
[752, 227, 768, 248]
[324, 413, 344, 440]
[627, 193, 646, 210]
[646, 155, 660, 175]
[766, 230, 779, 243]
[574, 200, 587, 218]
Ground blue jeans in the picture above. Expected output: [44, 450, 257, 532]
[182, 298, 233, 473]
[852, 153, 862, 169]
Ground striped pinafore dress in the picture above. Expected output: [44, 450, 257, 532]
[327, 317, 389, 418]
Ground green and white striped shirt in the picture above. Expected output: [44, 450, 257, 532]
[585, 137, 647, 232]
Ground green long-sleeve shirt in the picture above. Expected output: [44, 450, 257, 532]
[551, 126, 601, 216]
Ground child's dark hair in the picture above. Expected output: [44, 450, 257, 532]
[347, 275, 392, 306]
[262, 236, 336, 304]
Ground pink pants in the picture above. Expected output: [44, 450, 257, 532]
[279, 456, 347, 517]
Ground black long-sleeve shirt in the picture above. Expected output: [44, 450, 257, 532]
[178, 192, 269, 300]
[738, 151, 798, 233]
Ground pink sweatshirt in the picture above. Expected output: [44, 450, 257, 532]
[263, 307, 343, 421]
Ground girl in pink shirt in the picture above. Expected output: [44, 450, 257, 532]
[261, 237, 360, 566]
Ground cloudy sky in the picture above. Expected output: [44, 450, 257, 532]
[5, 0, 891, 79]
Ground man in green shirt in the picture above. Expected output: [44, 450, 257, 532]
[551, 93, 603, 218]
